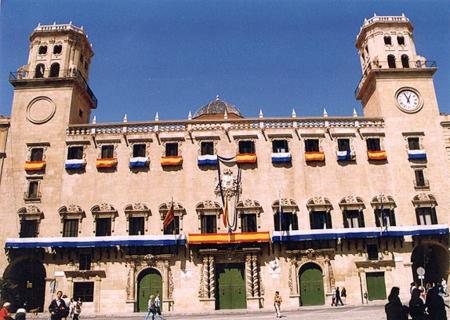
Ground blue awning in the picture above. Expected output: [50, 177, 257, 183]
[5, 235, 186, 249]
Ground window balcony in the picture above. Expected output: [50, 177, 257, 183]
[23, 191, 42, 202]
[305, 151, 325, 162]
[336, 150, 355, 161]
[24, 161, 46, 172]
[188, 232, 270, 245]
[236, 153, 257, 164]
[408, 149, 427, 161]
[160, 156, 183, 166]
[65, 159, 86, 170]
[96, 158, 118, 169]
[367, 150, 387, 161]
[129, 157, 149, 168]
[271, 152, 292, 164]
[198, 154, 218, 166]
[414, 179, 430, 190]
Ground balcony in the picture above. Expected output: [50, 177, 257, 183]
[414, 179, 430, 190]
[23, 191, 42, 202]
[188, 232, 270, 245]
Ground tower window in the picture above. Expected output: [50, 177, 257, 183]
[80, 54, 84, 63]
[30, 148, 44, 162]
[407, 137, 420, 150]
[132, 144, 146, 157]
[337, 138, 351, 152]
[79, 109, 84, 118]
[384, 36, 392, 45]
[272, 140, 289, 153]
[53, 45, 62, 54]
[100, 145, 114, 159]
[401, 55, 410, 68]
[200, 141, 214, 155]
[35, 64, 45, 78]
[238, 140, 255, 154]
[366, 138, 381, 152]
[38, 45, 47, 55]
[49, 63, 60, 77]
[165, 143, 178, 156]
[365, 45, 369, 54]
[305, 139, 320, 152]
[387, 55, 396, 68]
[397, 36, 405, 45]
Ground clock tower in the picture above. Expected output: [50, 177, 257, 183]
[355, 14, 440, 130]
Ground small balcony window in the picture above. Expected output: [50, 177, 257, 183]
[35, 64, 45, 78]
[343, 210, 365, 228]
[38, 46, 47, 55]
[274, 211, 298, 231]
[397, 36, 405, 46]
[201, 215, 217, 234]
[20, 220, 39, 238]
[68, 146, 84, 160]
[384, 36, 392, 45]
[367, 244, 379, 261]
[73, 282, 94, 302]
[407, 137, 420, 150]
[63, 219, 79, 237]
[375, 208, 396, 227]
[309, 211, 332, 230]
[165, 143, 179, 156]
[132, 144, 146, 158]
[25, 180, 40, 200]
[129, 216, 145, 235]
[241, 213, 257, 232]
[272, 140, 289, 153]
[79, 254, 91, 271]
[366, 138, 381, 151]
[387, 55, 396, 68]
[238, 140, 255, 154]
[416, 207, 437, 225]
[30, 148, 44, 162]
[305, 139, 320, 152]
[49, 63, 60, 77]
[101, 145, 114, 159]
[53, 45, 62, 54]
[401, 55, 409, 68]
[338, 139, 351, 152]
[414, 169, 428, 188]
[163, 216, 180, 235]
[201, 141, 214, 155]
[95, 218, 112, 236]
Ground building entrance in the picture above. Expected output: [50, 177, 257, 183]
[299, 263, 325, 306]
[137, 268, 162, 312]
[411, 243, 449, 285]
[3, 258, 46, 311]
[366, 272, 386, 301]
[216, 263, 246, 310]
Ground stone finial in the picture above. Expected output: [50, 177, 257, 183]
[92, 115, 96, 124]
[291, 108, 297, 118]
[353, 108, 358, 117]
[215, 94, 220, 101]
[259, 109, 264, 119]
[374, 13, 377, 17]
[224, 109, 228, 120]
[323, 108, 328, 118]
[155, 112, 159, 121]
[188, 111, 192, 120]
[123, 114, 128, 123]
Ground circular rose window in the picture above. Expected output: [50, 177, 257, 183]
[26, 96, 56, 124]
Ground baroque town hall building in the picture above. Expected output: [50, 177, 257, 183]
[0, 15, 449, 314]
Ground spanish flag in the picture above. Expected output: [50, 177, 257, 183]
[367, 150, 387, 161]
[305, 152, 325, 162]
[222, 198, 229, 229]
[163, 202, 175, 229]
[25, 161, 46, 171]
[96, 158, 118, 168]
[236, 153, 257, 164]
[161, 156, 183, 166]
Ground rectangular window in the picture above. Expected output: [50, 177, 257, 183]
[30, 148, 44, 161]
[95, 218, 112, 236]
[165, 143, 178, 156]
[63, 219, 79, 237]
[305, 139, 320, 152]
[310, 211, 331, 229]
[67, 146, 84, 160]
[100, 145, 114, 159]
[238, 140, 255, 154]
[27, 181, 39, 199]
[79, 254, 91, 271]
[384, 36, 392, 45]
[366, 138, 381, 151]
[132, 144, 146, 157]
[201, 215, 217, 234]
[416, 207, 437, 225]
[272, 140, 289, 153]
[274, 212, 298, 231]
[20, 220, 38, 238]
[367, 244, 379, 261]
[200, 142, 214, 155]
[129, 216, 145, 235]
[375, 209, 396, 227]
[73, 282, 94, 302]
[337, 139, 351, 152]
[408, 137, 421, 150]
[163, 216, 180, 235]
[241, 213, 257, 232]
[415, 170, 426, 187]
[397, 36, 405, 45]
[343, 210, 364, 228]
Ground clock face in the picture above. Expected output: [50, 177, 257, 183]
[396, 89, 422, 113]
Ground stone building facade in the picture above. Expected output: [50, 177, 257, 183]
[0, 16, 449, 315]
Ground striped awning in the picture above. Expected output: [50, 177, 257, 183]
[5, 235, 186, 249]
[188, 232, 270, 245]
[272, 224, 449, 242]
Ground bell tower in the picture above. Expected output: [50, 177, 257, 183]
[355, 14, 439, 125]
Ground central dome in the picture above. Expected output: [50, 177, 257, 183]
[193, 96, 243, 120]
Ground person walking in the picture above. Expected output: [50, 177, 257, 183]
[441, 278, 448, 297]
[144, 295, 156, 320]
[426, 286, 448, 320]
[0, 302, 10, 320]
[335, 287, 344, 306]
[409, 288, 427, 320]
[72, 298, 82, 320]
[49, 291, 68, 320]
[385, 287, 408, 320]
[341, 287, 347, 304]
[14, 305, 26, 320]
[331, 288, 336, 306]
[274, 291, 282, 318]
[154, 292, 163, 320]
[62, 295, 70, 320]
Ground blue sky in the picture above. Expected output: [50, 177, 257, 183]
[0, 0, 449, 121]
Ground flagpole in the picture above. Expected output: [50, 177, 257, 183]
[278, 190, 282, 243]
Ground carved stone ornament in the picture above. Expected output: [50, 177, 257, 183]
[124, 203, 149, 212]
[273, 198, 298, 209]
[144, 254, 157, 265]
[159, 202, 185, 219]
[196, 201, 221, 211]
[214, 169, 242, 199]
[18, 205, 44, 220]
[237, 199, 261, 209]
[91, 203, 116, 213]
[267, 258, 281, 275]
[307, 197, 332, 211]
[339, 196, 365, 209]
[412, 193, 437, 207]
[26, 96, 56, 125]
[371, 194, 396, 209]
[305, 249, 316, 259]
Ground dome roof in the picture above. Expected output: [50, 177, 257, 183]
[193, 96, 243, 120]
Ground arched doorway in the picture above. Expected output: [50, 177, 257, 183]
[411, 242, 449, 285]
[137, 268, 163, 312]
[3, 258, 46, 311]
[299, 263, 325, 306]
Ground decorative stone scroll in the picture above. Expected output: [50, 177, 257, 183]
[306, 197, 333, 212]
[195, 201, 222, 216]
[58, 205, 85, 219]
[272, 198, 299, 211]
[17, 205, 44, 220]
[412, 193, 437, 207]
[339, 196, 365, 210]
[158, 202, 186, 220]
[236, 199, 263, 216]
[371, 195, 396, 209]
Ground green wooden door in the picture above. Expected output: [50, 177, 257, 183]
[366, 272, 386, 301]
[216, 263, 247, 310]
[299, 264, 325, 306]
[138, 269, 163, 312]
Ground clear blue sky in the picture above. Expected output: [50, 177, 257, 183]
[0, 0, 449, 121]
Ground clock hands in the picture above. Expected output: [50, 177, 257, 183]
[404, 93, 411, 103]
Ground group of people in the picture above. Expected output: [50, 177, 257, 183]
[144, 292, 163, 320]
[386, 282, 449, 320]
[49, 290, 82, 320]
[331, 287, 347, 306]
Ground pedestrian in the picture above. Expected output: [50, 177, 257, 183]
[62, 295, 70, 320]
[441, 278, 448, 297]
[154, 292, 163, 319]
[68, 298, 75, 319]
[0, 302, 10, 320]
[410, 282, 417, 294]
[341, 287, 347, 304]
[331, 288, 336, 306]
[274, 291, 282, 318]
[14, 305, 26, 320]
[335, 287, 344, 306]
[72, 298, 82, 320]
[385, 287, 408, 320]
[144, 295, 155, 320]
[426, 286, 448, 320]
[409, 288, 427, 320]
[49, 291, 68, 320]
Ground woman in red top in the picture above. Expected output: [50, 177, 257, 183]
[0, 302, 11, 320]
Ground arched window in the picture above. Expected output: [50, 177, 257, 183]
[412, 194, 438, 225]
[387, 55, 396, 68]
[339, 196, 365, 228]
[18, 205, 44, 238]
[59, 205, 85, 237]
[272, 199, 299, 231]
[401, 55, 409, 68]
[38, 45, 47, 54]
[53, 44, 62, 54]
[35, 64, 45, 78]
[91, 203, 118, 236]
[195, 201, 220, 234]
[397, 36, 405, 45]
[371, 195, 397, 227]
[124, 203, 150, 235]
[160, 201, 186, 234]
[383, 36, 392, 45]
[307, 197, 332, 229]
[49, 63, 60, 77]
[237, 199, 262, 232]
